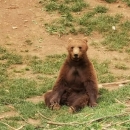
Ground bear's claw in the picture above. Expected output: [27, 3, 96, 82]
[68, 106, 76, 113]
[50, 102, 61, 110]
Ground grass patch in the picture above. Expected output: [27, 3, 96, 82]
[102, 31, 130, 51]
[92, 59, 115, 83]
[0, 46, 6, 54]
[104, 0, 117, 3]
[42, 0, 88, 13]
[30, 54, 66, 74]
[25, 39, 33, 45]
[14, 101, 38, 118]
[115, 63, 129, 70]
[122, 0, 130, 6]
[0, 63, 8, 83]
[120, 20, 130, 31]
[0, 78, 40, 105]
[70, 0, 87, 12]
[0, 47, 23, 84]
[94, 6, 108, 13]
[0, 52, 23, 65]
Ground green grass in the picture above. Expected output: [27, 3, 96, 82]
[92, 59, 115, 83]
[0, 52, 23, 65]
[122, 0, 130, 6]
[30, 54, 66, 74]
[94, 6, 108, 13]
[42, 0, 88, 13]
[104, 0, 117, 3]
[115, 63, 129, 70]
[102, 31, 130, 51]
[1, 86, 130, 129]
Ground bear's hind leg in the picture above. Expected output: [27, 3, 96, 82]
[67, 93, 89, 113]
[44, 90, 61, 110]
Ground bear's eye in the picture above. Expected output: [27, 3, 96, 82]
[79, 46, 82, 50]
[71, 47, 74, 50]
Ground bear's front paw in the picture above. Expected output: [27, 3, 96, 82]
[49, 94, 61, 110]
[88, 102, 97, 107]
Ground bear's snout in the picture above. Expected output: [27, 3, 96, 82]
[74, 54, 78, 58]
[73, 47, 79, 58]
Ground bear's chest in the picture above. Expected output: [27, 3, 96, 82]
[66, 67, 82, 85]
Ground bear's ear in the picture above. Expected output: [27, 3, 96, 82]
[68, 37, 73, 42]
[83, 37, 88, 43]
[66, 38, 72, 49]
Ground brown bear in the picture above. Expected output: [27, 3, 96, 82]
[44, 37, 98, 113]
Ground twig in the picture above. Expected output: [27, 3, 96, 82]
[101, 80, 130, 86]
[0, 121, 16, 130]
[117, 120, 130, 125]
[20, 116, 29, 124]
[84, 113, 94, 118]
[102, 120, 130, 130]
[16, 125, 25, 130]
[47, 112, 129, 126]
[47, 121, 81, 126]
[115, 98, 130, 107]
[88, 112, 129, 124]
[0, 121, 25, 130]
[46, 126, 62, 130]
[38, 111, 52, 121]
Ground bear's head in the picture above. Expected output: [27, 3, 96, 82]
[67, 37, 88, 61]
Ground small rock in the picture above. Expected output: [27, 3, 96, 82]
[24, 20, 28, 23]
[112, 26, 116, 31]
[98, 84, 103, 88]
[12, 26, 18, 29]
[119, 84, 124, 87]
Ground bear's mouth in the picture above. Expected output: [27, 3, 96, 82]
[73, 57, 80, 61]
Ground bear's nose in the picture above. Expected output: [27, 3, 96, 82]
[74, 54, 78, 58]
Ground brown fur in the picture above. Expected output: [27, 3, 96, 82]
[44, 37, 98, 112]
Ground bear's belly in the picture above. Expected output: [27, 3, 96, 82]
[69, 79, 85, 91]
[66, 68, 85, 92]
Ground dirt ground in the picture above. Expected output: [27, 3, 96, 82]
[1, 0, 130, 76]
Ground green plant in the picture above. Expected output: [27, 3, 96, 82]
[94, 6, 108, 13]
[102, 31, 130, 51]
[30, 54, 66, 74]
[71, 0, 87, 12]
[0, 46, 6, 54]
[104, 0, 117, 3]
[122, 0, 130, 6]
[0, 52, 23, 65]
[115, 63, 129, 70]
[45, 1, 59, 11]
[95, 14, 122, 33]
[92, 59, 115, 83]
[120, 20, 130, 31]
[25, 40, 33, 45]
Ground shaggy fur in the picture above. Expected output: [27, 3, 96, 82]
[44, 37, 98, 112]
